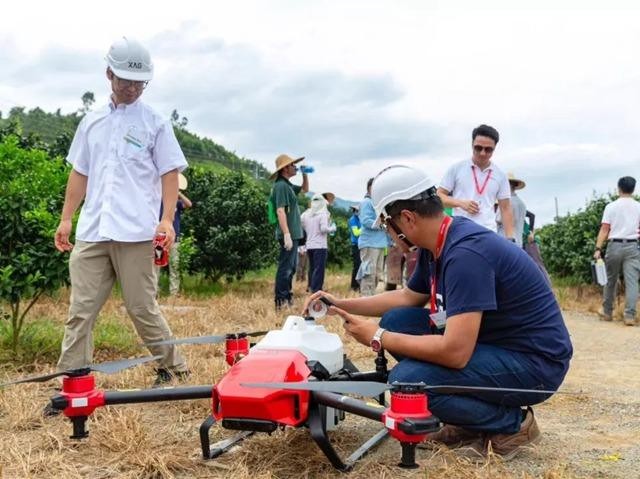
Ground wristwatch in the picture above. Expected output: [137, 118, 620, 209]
[370, 327, 386, 352]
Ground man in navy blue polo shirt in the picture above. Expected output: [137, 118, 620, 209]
[303, 165, 572, 460]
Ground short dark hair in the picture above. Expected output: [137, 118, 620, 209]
[472, 124, 499, 144]
[386, 194, 444, 220]
[618, 176, 636, 194]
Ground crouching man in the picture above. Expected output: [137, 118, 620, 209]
[303, 165, 572, 460]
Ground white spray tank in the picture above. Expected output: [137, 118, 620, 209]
[252, 315, 344, 374]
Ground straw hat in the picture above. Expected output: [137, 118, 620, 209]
[507, 172, 525, 190]
[269, 154, 305, 180]
[178, 173, 188, 190]
[322, 192, 336, 205]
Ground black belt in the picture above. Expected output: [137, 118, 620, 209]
[609, 239, 638, 243]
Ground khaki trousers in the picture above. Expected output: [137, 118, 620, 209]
[57, 240, 187, 372]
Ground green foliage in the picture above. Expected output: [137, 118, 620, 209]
[182, 167, 277, 282]
[327, 216, 352, 267]
[537, 193, 614, 282]
[0, 136, 71, 353]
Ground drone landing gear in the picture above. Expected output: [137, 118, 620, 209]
[199, 415, 254, 459]
[70, 416, 89, 440]
[399, 442, 419, 469]
[308, 397, 388, 472]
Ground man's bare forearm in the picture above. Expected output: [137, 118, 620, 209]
[161, 169, 179, 222]
[336, 288, 426, 317]
[61, 169, 88, 220]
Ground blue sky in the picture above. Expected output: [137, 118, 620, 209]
[2, 0, 640, 225]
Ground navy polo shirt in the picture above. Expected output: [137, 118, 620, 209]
[407, 217, 572, 365]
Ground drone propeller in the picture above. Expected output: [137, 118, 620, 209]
[144, 331, 268, 347]
[241, 381, 576, 398]
[0, 355, 161, 388]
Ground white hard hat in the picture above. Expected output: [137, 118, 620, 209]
[106, 37, 153, 81]
[371, 165, 435, 225]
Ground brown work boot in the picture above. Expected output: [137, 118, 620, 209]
[485, 407, 541, 461]
[421, 424, 484, 449]
[623, 316, 637, 326]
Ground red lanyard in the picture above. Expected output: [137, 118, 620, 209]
[471, 166, 492, 195]
[430, 216, 452, 314]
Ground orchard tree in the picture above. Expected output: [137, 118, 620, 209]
[0, 136, 70, 352]
[182, 167, 276, 282]
[80, 91, 95, 113]
[537, 193, 613, 282]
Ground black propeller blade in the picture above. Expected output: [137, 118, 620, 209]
[0, 355, 161, 388]
[145, 331, 268, 347]
[241, 381, 577, 398]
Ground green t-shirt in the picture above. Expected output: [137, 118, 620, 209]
[270, 177, 303, 240]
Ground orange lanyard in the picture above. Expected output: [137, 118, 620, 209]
[471, 166, 492, 195]
[430, 216, 452, 314]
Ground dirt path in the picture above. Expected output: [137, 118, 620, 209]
[503, 310, 640, 479]
[1, 291, 639, 478]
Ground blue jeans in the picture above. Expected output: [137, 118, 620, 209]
[307, 248, 328, 293]
[274, 239, 299, 304]
[381, 307, 569, 433]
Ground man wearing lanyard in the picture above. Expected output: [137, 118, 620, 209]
[53, 37, 189, 390]
[303, 165, 572, 460]
[437, 124, 515, 240]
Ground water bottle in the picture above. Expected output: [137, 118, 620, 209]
[329, 221, 337, 237]
[299, 165, 314, 174]
[595, 259, 607, 286]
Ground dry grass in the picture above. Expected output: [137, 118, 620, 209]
[0, 273, 636, 478]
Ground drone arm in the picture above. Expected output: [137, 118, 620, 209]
[103, 386, 213, 405]
[313, 391, 384, 422]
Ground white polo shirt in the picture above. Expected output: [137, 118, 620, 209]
[601, 197, 640, 240]
[439, 159, 510, 231]
[68, 99, 188, 242]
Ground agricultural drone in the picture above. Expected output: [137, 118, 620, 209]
[1, 304, 561, 471]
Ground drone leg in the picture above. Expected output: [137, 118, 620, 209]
[199, 415, 216, 459]
[69, 416, 89, 440]
[308, 400, 350, 472]
[200, 415, 254, 459]
[399, 442, 419, 469]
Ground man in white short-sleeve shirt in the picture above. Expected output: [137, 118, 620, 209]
[437, 124, 514, 238]
[593, 176, 640, 325]
[52, 37, 189, 392]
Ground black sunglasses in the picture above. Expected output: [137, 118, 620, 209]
[473, 145, 495, 154]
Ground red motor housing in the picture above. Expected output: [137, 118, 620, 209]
[60, 375, 105, 418]
[382, 389, 432, 443]
[225, 334, 250, 366]
[213, 349, 311, 427]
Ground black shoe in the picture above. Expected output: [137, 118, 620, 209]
[43, 403, 62, 417]
[153, 368, 190, 388]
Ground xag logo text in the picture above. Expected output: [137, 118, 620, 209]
[128, 61, 142, 69]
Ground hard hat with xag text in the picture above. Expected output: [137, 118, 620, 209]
[106, 37, 154, 81]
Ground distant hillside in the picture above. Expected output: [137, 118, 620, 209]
[0, 100, 271, 181]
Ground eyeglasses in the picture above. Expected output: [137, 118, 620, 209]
[473, 145, 495, 154]
[113, 74, 149, 90]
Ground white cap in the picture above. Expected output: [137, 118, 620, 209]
[370, 165, 435, 226]
[106, 37, 153, 81]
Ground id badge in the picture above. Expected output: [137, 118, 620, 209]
[429, 310, 447, 330]
[123, 126, 144, 149]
